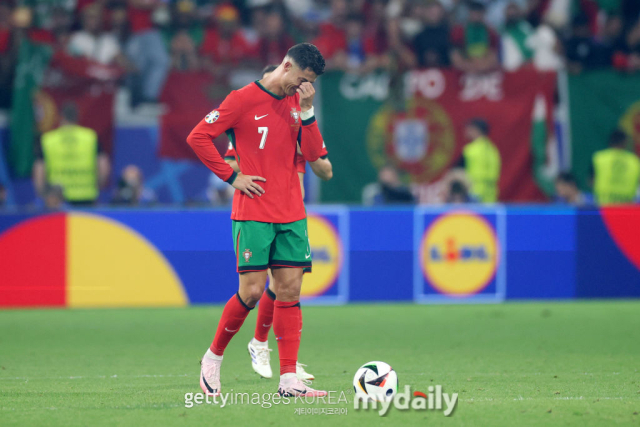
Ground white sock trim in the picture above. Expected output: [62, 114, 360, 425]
[205, 349, 223, 361]
[280, 372, 297, 381]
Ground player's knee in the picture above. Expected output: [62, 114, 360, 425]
[239, 282, 264, 306]
[274, 277, 302, 301]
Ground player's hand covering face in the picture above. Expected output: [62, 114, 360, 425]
[283, 61, 317, 97]
[297, 82, 315, 112]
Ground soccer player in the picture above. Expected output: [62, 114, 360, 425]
[186, 43, 328, 397]
[223, 65, 333, 382]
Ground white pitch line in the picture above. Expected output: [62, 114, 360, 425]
[0, 373, 194, 381]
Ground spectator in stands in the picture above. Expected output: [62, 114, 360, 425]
[612, 19, 640, 73]
[311, 0, 348, 64]
[112, 165, 156, 206]
[0, 183, 6, 208]
[68, 4, 127, 66]
[362, 165, 415, 205]
[334, 14, 381, 74]
[164, 0, 202, 71]
[109, 3, 130, 50]
[454, 118, 501, 203]
[257, 10, 295, 66]
[200, 3, 256, 77]
[125, 0, 170, 107]
[0, 1, 15, 109]
[445, 179, 474, 203]
[413, 0, 450, 68]
[564, 14, 608, 73]
[501, 2, 534, 70]
[33, 102, 110, 207]
[554, 172, 592, 206]
[450, 1, 499, 73]
[591, 130, 640, 205]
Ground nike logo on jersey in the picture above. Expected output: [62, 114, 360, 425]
[255, 114, 268, 120]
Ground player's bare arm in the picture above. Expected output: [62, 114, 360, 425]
[309, 157, 332, 181]
[224, 158, 240, 173]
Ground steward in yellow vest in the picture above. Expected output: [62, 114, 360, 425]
[33, 103, 109, 206]
[592, 130, 640, 205]
[456, 119, 501, 203]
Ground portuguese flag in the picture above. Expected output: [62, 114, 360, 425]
[568, 70, 640, 190]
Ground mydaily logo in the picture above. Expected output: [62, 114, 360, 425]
[354, 385, 458, 416]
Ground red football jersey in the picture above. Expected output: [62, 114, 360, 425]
[228, 141, 310, 175]
[187, 81, 325, 223]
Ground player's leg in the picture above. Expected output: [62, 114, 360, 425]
[270, 219, 326, 397]
[200, 221, 271, 396]
[248, 269, 276, 378]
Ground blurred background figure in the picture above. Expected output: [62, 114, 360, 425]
[591, 130, 640, 205]
[206, 173, 234, 206]
[200, 3, 257, 79]
[554, 172, 592, 206]
[454, 118, 501, 204]
[163, 0, 203, 72]
[0, 183, 6, 208]
[68, 4, 127, 67]
[445, 179, 474, 203]
[362, 164, 415, 205]
[43, 184, 66, 210]
[112, 165, 156, 206]
[450, 1, 499, 73]
[413, 0, 450, 68]
[125, 0, 170, 108]
[564, 14, 608, 74]
[33, 102, 110, 207]
[501, 2, 534, 71]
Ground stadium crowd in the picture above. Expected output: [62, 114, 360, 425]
[0, 0, 639, 208]
[2, 0, 640, 109]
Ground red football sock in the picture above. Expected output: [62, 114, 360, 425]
[254, 287, 276, 342]
[273, 299, 301, 375]
[210, 293, 253, 355]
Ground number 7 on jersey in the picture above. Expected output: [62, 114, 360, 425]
[258, 127, 268, 149]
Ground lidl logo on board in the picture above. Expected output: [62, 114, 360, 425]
[421, 212, 499, 296]
[302, 214, 342, 297]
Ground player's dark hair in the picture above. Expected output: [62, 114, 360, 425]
[261, 64, 278, 76]
[609, 129, 627, 147]
[556, 172, 577, 185]
[286, 43, 325, 76]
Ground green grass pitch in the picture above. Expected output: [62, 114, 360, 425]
[1, 301, 639, 426]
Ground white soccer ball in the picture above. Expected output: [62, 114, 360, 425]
[353, 361, 398, 402]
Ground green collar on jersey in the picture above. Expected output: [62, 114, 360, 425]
[254, 80, 284, 100]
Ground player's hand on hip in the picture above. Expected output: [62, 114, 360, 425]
[297, 82, 315, 112]
[232, 173, 266, 198]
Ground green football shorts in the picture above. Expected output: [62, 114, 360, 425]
[232, 218, 312, 273]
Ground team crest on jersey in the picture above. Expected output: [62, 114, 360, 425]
[290, 108, 300, 124]
[205, 110, 220, 124]
[243, 249, 252, 262]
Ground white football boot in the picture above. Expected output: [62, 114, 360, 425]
[296, 362, 315, 383]
[248, 339, 273, 379]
